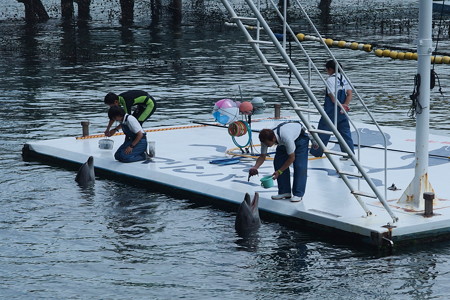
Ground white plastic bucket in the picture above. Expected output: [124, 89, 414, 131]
[98, 139, 114, 150]
[148, 141, 156, 157]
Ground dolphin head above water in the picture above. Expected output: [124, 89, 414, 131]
[75, 156, 95, 187]
[235, 192, 261, 236]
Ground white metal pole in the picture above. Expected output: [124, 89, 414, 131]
[398, 0, 434, 209]
[413, 0, 432, 207]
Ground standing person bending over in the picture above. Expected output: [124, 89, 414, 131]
[107, 106, 148, 163]
[249, 121, 309, 202]
[310, 60, 354, 158]
[104, 90, 157, 136]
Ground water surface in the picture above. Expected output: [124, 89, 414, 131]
[1, 1, 450, 299]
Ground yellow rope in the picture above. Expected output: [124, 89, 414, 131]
[75, 117, 296, 140]
[78, 118, 325, 162]
[76, 124, 207, 140]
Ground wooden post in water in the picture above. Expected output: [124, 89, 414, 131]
[17, 0, 50, 23]
[318, 0, 331, 10]
[75, 0, 92, 20]
[171, 0, 182, 24]
[318, 0, 331, 22]
[120, 0, 135, 26]
[61, 0, 74, 20]
[151, 0, 162, 24]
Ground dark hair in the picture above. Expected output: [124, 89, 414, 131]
[104, 92, 118, 105]
[259, 129, 275, 143]
[325, 60, 343, 72]
[108, 105, 125, 120]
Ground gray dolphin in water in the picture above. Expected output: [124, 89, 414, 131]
[235, 192, 260, 236]
[75, 156, 95, 187]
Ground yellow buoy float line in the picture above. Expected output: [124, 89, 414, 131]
[373, 48, 450, 64]
[296, 33, 372, 52]
[224, 22, 449, 64]
[294, 32, 450, 64]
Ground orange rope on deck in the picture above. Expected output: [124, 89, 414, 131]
[75, 117, 296, 140]
[76, 124, 207, 140]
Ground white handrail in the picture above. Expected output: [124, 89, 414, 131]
[220, 0, 398, 223]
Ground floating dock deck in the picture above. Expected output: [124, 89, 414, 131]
[22, 116, 450, 249]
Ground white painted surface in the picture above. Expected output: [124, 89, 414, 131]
[26, 117, 450, 246]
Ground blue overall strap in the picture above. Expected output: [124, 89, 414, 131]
[324, 74, 344, 96]
[274, 121, 305, 137]
[122, 115, 146, 141]
[334, 73, 344, 88]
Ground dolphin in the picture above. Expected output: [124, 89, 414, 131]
[75, 156, 95, 187]
[235, 192, 260, 236]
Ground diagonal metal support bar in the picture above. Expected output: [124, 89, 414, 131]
[220, 0, 398, 223]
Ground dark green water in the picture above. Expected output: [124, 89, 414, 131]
[2, 0, 450, 299]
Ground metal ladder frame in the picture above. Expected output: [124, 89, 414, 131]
[221, 0, 398, 223]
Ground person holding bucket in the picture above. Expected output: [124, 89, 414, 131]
[107, 106, 148, 163]
[249, 121, 308, 202]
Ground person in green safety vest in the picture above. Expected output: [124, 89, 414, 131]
[104, 90, 157, 136]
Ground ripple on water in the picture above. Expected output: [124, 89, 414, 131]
[2, 1, 450, 299]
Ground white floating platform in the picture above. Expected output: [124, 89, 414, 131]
[22, 117, 450, 249]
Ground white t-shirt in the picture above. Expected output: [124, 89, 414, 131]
[326, 73, 351, 96]
[260, 122, 303, 155]
[122, 114, 145, 134]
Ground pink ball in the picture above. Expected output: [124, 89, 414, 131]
[239, 101, 253, 114]
[215, 99, 235, 109]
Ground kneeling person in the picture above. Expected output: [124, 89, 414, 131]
[107, 106, 147, 163]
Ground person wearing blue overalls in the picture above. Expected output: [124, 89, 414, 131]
[249, 121, 309, 202]
[310, 60, 354, 158]
[106, 106, 147, 163]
